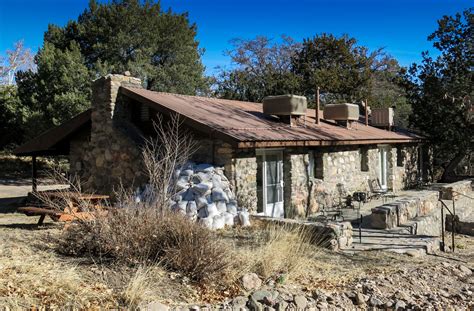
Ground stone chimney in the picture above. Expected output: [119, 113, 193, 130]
[85, 74, 146, 194]
[91, 74, 142, 145]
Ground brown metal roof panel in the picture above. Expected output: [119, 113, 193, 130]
[121, 87, 422, 144]
[14, 109, 92, 156]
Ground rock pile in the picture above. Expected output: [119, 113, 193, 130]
[143, 262, 473, 310]
[168, 162, 250, 229]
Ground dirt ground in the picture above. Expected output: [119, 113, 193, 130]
[0, 213, 472, 309]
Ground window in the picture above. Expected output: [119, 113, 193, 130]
[309, 151, 324, 179]
[140, 104, 150, 121]
[397, 147, 404, 167]
[360, 148, 369, 172]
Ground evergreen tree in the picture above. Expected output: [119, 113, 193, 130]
[16, 0, 208, 140]
[403, 8, 473, 180]
[215, 36, 300, 102]
[292, 34, 376, 104]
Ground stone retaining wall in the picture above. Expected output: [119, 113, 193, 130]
[369, 190, 439, 230]
[251, 216, 353, 251]
[439, 179, 473, 201]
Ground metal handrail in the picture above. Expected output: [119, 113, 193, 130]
[452, 190, 474, 200]
[439, 199, 456, 252]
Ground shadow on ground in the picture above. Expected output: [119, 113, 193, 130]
[0, 222, 56, 230]
[0, 196, 26, 213]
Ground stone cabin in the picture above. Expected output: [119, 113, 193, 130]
[15, 74, 431, 218]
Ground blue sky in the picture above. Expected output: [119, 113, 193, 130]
[0, 0, 471, 75]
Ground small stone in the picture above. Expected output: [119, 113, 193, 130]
[263, 296, 275, 306]
[293, 295, 307, 309]
[146, 302, 169, 311]
[249, 296, 264, 311]
[355, 292, 366, 306]
[232, 296, 248, 308]
[458, 265, 472, 275]
[369, 296, 383, 307]
[189, 306, 199, 311]
[242, 273, 262, 291]
[384, 300, 394, 308]
[406, 249, 422, 257]
[275, 301, 288, 311]
[313, 290, 328, 301]
[251, 290, 273, 302]
[394, 300, 406, 310]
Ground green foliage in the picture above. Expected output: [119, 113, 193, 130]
[40, 0, 207, 94]
[215, 34, 408, 126]
[0, 85, 30, 148]
[13, 0, 208, 144]
[403, 8, 473, 179]
[215, 36, 300, 102]
[369, 58, 412, 128]
[293, 34, 375, 104]
[16, 42, 91, 137]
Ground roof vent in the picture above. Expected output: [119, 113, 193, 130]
[371, 107, 394, 129]
[323, 103, 359, 121]
[263, 95, 307, 117]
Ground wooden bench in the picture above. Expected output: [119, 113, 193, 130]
[18, 206, 108, 225]
[17, 207, 63, 225]
[18, 191, 110, 225]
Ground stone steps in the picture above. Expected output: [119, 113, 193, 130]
[344, 228, 440, 256]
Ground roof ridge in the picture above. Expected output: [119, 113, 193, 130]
[125, 86, 261, 105]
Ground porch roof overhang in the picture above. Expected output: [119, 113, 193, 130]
[13, 109, 92, 157]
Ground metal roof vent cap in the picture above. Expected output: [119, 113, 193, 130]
[263, 94, 307, 116]
[323, 103, 359, 128]
[263, 94, 308, 126]
[371, 107, 394, 129]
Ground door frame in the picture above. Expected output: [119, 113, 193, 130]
[256, 149, 284, 218]
[378, 145, 389, 190]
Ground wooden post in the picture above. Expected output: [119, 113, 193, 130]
[32, 155, 38, 193]
[316, 87, 320, 125]
[364, 98, 369, 126]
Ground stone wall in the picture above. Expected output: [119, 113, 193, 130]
[281, 144, 423, 218]
[369, 190, 440, 232]
[192, 140, 258, 213]
[251, 216, 353, 251]
[284, 152, 311, 218]
[69, 74, 146, 195]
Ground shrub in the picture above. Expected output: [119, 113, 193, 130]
[56, 209, 231, 285]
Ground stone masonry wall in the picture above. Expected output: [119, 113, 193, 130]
[283, 144, 423, 218]
[70, 74, 146, 195]
[191, 140, 258, 213]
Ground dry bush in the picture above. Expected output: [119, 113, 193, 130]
[57, 209, 231, 285]
[141, 113, 197, 211]
[51, 113, 231, 284]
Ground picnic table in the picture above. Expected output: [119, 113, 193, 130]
[17, 191, 110, 225]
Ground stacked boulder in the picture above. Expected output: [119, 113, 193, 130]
[170, 162, 250, 230]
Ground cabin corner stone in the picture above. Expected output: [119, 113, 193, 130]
[70, 74, 146, 194]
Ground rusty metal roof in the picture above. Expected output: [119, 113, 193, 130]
[121, 87, 422, 148]
[14, 109, 92, 156]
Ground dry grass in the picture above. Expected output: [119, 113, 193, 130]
[230, 225, 316, 281]
[120, 266, 154, 308]
[56, 209, 232, 285]
[0, 222, 116, 309]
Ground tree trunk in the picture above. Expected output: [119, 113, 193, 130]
[441, 151, 466, 182]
